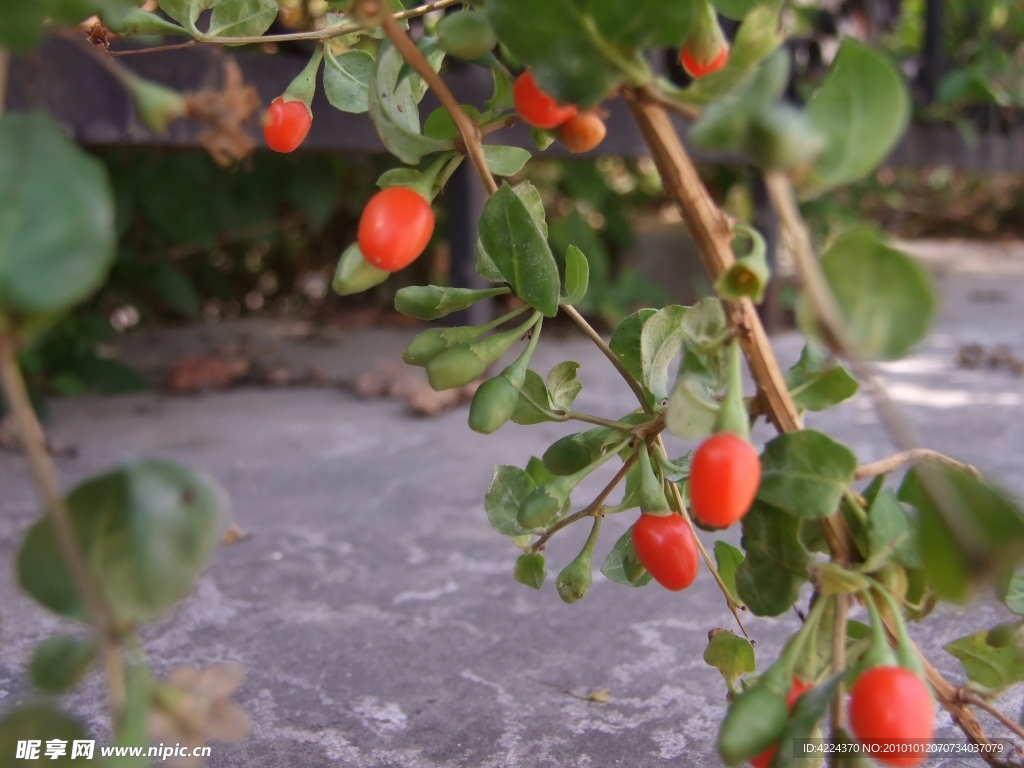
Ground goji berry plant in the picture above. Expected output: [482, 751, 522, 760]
[4, 0, 1024, 765]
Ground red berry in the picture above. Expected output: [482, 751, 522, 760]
[513, 71, 577, 129]
[263, 96, 312, 153]
[849, 666, 933, 767]
[690, 432, 761, 528]
[680, 44, 730, 79]
[558, 111, 607, 153]
[632, 513, 699, 591]
[749, 679, 814, 768]
[358, 187, 435, 272]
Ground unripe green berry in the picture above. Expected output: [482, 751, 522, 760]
[437, 11, 497, 61]
[468, 375, 521, 434]
[403, 328, 448, 367]
[426, 345, 487, 390]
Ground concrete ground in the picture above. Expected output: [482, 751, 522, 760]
[2, 240, 1024, 767]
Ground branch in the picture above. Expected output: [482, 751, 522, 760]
[660, 437, 748, 639]
[625, 90, 800, 433]
[530, 453, 638, 553]
[957, 689, 1024, 744]
[624, 89, 854, 564]
[196, 0, 463, 46]
[375, 0, 498, 196]
[0, 334, 125, 715]
[636, 83, 701, 122]
[855, 449, 981, 481]
[562, 304, 653, 414]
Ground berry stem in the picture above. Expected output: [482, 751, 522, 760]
[659, 438, 749, 639]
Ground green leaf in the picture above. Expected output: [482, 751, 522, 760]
[482, 146, 532, 177]
[670, 5, 785, 105]
[324, 49, 373, 114]
[525, 455, 557, 488]
[867, 488, 921, 569]
[680, 296, 727, 351]
[367, 41, 455, 165]
[803, 39, 911, 197]
[424, 105, 482, 140]
[205, 0, 277, 38]
[802, 228, 936, 361]
[735, 501, 810, 616]
[17, 459, 228, 623]
[30, 635, 97, 693]
[484, 465, 538, 537]
[666, 375, 718, 440]
[561, 245, 589, 305]
[0, 113, 116, 322]
[609, 308, 657, 404]
[484, 0, 624, 107]
[899, 467, 1024, 602]
[757, 430, 858, 519]
[514, 552, 546, 589]
[1002, 575, 1024, 616]
[158, 0, 206, 29]
[589, 0, 695, 49]
[640, 304, 686, 402]
[657, 449, 693, 483]
[511, 369, 559, 425]
[546, 361, 582, 412]
[0, 706, 89, 766]
[785, 343, 859, 412]
[944, 629, 1024, 690]
[714, 540, 744, 603]
[712, 0, 771, 20]
[600, 526, 653, 587]
[151, 261, 200, 319]
[476, 181, 546, 283]
[704, 630, 755, 688]
[479, 182, 560, 317]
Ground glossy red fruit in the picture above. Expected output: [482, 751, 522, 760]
[749, 679, 814, 768]
[357, 187, 435, 272]
[513, 71, 577, 129]
[632, 513, 699, 591]
[558, 111, 607, 153]
[680, 44, 730, 79]
[690, 432, 761, 528]
[263, 97, 312, 153]
[849, 666, 934, 767]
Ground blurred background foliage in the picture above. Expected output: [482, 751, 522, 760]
[15, 0, 1024, 402]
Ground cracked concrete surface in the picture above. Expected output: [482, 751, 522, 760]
[2, 242, 1024, 766]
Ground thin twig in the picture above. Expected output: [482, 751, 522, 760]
[855, 449, 981, 480]
[562, 304, 653, 414]
[530, 454, 638, 553]
[958, 689, 1024, 743]
[637, 83, 701, 122]
[198, 0, 462, 46]
[0, 334, 125, 716]
[110, 41, 198, 56]
[660, 438, 748, 639]
[563, 411, 643, 432]
[376, 0, 498, 196]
